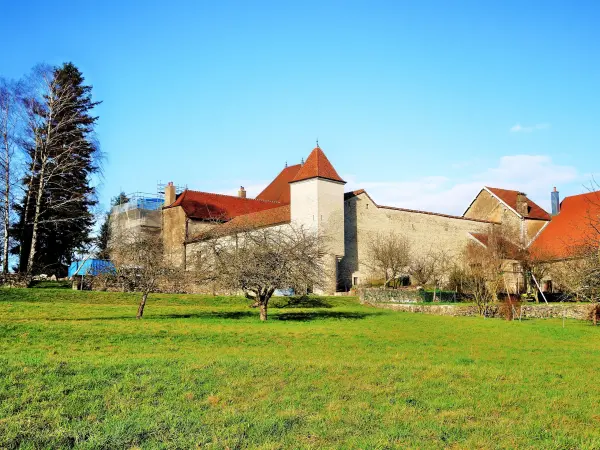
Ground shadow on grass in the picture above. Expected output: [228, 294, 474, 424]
[275, 311, 376, 321]
[271, 296, 332, 309]
[39, 310, 378, 322]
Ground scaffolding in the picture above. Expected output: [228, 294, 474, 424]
[110, 182, 188, 233]
[157, 181, 187, 197]
[110, 192, 163, 231]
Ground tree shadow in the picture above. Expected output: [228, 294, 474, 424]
[37, 310, 378, 322]
[274, 311, 376, 321]
[156, 311, 256, 320]
[40, 311, 258, 321]
[271, 296, 332, 309]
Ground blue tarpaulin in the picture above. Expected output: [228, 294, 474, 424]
[68, 259, 115, 278]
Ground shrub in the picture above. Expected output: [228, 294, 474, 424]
[499, 295, 522, 321]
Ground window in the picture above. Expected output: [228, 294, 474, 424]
[512, 263, 521, 273]
[353, 277, 358, 286]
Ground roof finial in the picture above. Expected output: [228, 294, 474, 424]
[316, 138, 319, 148]
[285, 160, 288, 168]
[301, 157, 304, 166]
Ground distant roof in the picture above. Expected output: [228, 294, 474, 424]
[165, 190, 280, 221]
[530, 191, 600, 260]
[187, 204, 291, 242]
[255, 164, 301, 204]
[291, 147, 345, 184]
[485, 187, 551, 220]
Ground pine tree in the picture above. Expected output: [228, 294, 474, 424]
[96, 192, 130, 259]
[13, 63, 101, 276]
[96, 212, 110, 259]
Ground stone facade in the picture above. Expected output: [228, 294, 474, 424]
[112, 147, 554, 296]
[161, 205, 187, 267]
[290, 177, 346, 293]
[464, 188, 549, 244]
[339, 191, 493, 290]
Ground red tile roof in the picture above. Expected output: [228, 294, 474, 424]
[486, 187, 551, 220]
[255, 164, 301, 204]
[165, 190, 281, 221]
[291, 147, 345, 183]
[530, 191, 600, 260]
[187, 205, 291, 242]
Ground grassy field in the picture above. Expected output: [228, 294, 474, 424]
[1, 289, 599, 449]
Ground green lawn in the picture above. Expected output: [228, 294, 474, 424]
[1, 289, 599, 449]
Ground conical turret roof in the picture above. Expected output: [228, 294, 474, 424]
[290, 147, 345, 183]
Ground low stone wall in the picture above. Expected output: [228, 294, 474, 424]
[0, 274, 29, 288]
[366, 301, 595, 321]
[359, 287, 460, 304]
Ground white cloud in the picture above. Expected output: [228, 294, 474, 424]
[510, 123, 550, 133]
[345, 155, 578, 216]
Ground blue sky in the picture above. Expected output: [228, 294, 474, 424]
[1, 0, 598, 215]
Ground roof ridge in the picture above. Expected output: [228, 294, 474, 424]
[182, 189, 281, 204]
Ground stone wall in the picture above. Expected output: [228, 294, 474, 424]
[359, 287, 461, 303]
[162, 205, 187, 268]
[340, 192, 492, 290]
[364, 299, 596, 321]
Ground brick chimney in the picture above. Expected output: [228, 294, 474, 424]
[516, 192, 529, 216]
[238, 186, 246, 198]
[551, 187, 560, 216]
[164, 182, 176, 206]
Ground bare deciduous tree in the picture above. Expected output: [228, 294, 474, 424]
[408, 248, 449, 288]
[0, 79, 22, 273]
[365, 230, 411, 288]
[196, 224, 324, 321]
[109, 230, 179, 319]
[463, 226, 516, 315]
[549, 255, 600, 302]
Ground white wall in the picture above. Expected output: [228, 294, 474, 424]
[290, 178, 345, 257]
[290, 177, 345, 292]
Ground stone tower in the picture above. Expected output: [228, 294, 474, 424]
[289, 146, 346, 293]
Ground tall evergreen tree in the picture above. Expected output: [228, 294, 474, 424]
[13, 63, 101, 276]
[96, 192, 129, 259]
[96, 212, 110, 259]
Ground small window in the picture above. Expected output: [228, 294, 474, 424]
[512, 263, 521, 273]
[353, 277, 358, 286]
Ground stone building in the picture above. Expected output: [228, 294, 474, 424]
[149, 145, 553, 293]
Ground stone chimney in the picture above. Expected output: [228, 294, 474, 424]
[516, 192, 529, 216]
[238, 186, 246, 198]
[164, 181, 176, 206]
[551, 187, 560, 216]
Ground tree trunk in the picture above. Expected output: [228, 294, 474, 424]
[137, 292, 148, 319]
[2, 160, 9, 274]
[259, 301, 268, 321]
[19, 141, 38, 272]
[26, 159, 46, 275]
